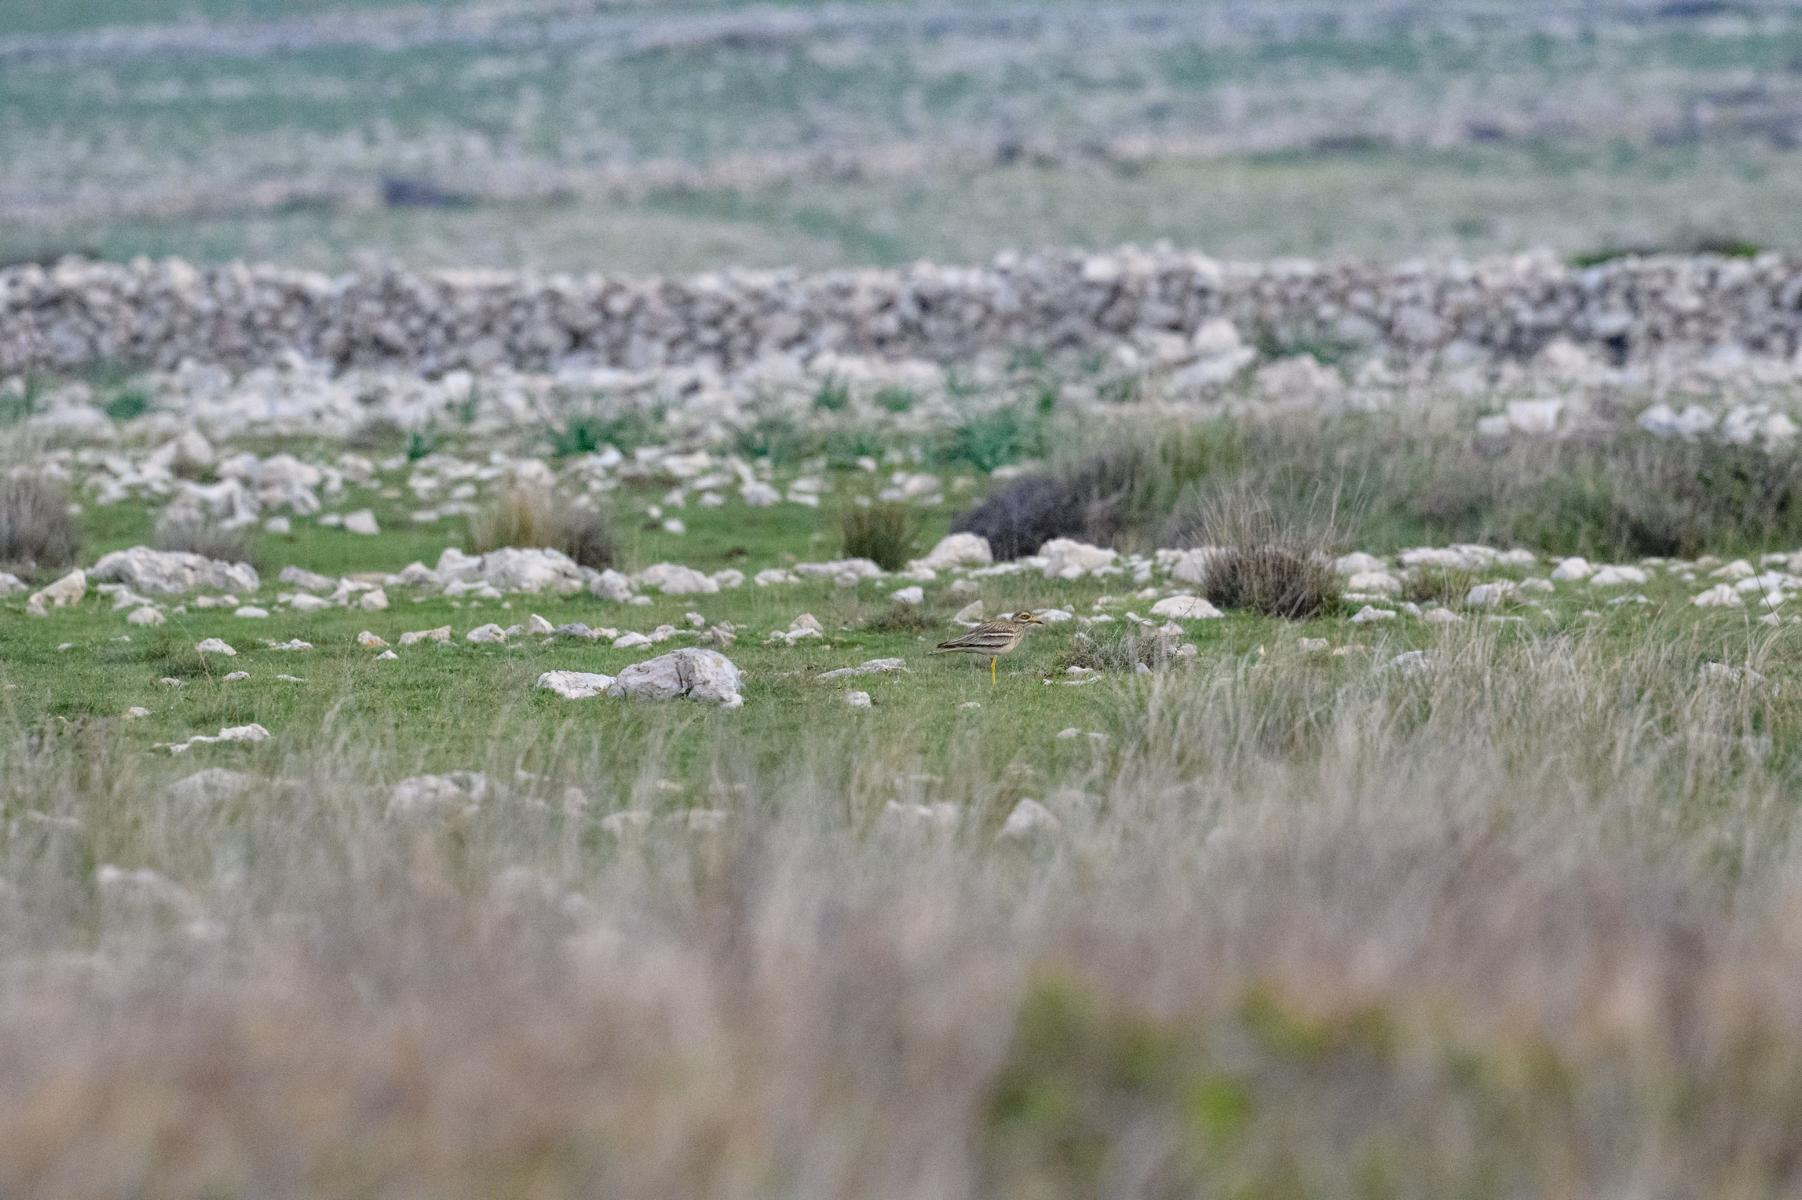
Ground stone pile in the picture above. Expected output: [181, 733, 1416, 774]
[8, 251, 1802, 376]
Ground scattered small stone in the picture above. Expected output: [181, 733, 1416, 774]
[195, 637, 237, 656]
[844, 690, 873, 708]
[388, 773, 485, 820]
[818, 658, 908, 680]
[1149, 594, 1223, 620]
[158, 723, 271, 754]
[1694, 584, 1743, 609]
[536, 670, 616, 699]
[998, 798, 1060, 842]
[27, 569, 86, 614]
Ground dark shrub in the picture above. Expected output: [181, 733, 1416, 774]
[558, 504, 620, 571]
[952, 475, 1089, 561]
[0, 473, 79, 575]
[953, 424, 1228, 560]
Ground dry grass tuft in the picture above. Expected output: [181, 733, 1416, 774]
[1183, 484, 1342, 619]
[153, 509, 260, 568]
[1055, 628, 1184, 674]
[0, 472, 78, 576]
[470, 487, 618, 570]
[841, 501, 918, 571]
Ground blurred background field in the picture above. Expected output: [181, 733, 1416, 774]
[9, 0, 1802, 271]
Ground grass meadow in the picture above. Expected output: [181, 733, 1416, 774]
[8, 386, 1802, 1193]
[12, 0, 1802, 1193]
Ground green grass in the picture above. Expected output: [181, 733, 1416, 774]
[7, 410, 1802, 1195]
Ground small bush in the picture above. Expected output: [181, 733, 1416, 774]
[841, 502, 918, 572]
[734, 415, 823, 466]
[0, 473, 79, 575]
[103, 389, 153, 423]
[1187, 485, 1342, 620]
[405, 427, 441, 461]
[813, 377, 851, 413]
[470, 488, 617, 570]
[1054, 628, 1182, 674]
[153, 511, 260, 568]
[939, 402, 1050, 472]
[1404, 566, 1481, 607]
[859, 604, 937, 635]
[542, 403, 664, 460]
[874, 387, 916, 414]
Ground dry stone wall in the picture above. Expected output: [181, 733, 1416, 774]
[6, 251, 1802, 376]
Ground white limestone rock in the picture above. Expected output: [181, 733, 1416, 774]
[387, 773, 486, 820]
[27, 569, 86, 613]
[607, 649, 744, 707]
[1149, 594, 1222, 620]
[158, 723, 271, 754]
[92, 547, 257, 595]
[639, 562, 719, 595]
[535, 670, 616, 699]
[1039, 539, 1116, 579]
[912, 533, 992, 571]
[997, 798, 1060, 843]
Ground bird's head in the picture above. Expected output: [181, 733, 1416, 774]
[1013, 610, 1046, 625]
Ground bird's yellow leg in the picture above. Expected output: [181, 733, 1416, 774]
[990, 657, 997, 687]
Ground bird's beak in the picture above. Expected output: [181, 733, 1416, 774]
[1030, 616, 1045, 625]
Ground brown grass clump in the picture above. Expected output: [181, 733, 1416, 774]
[1054, 628, 1184, 674]
[1184, 484, 1342, 619]
[841, 501, 918, 571]
[470, 487, 618, 570]
[1403, 565, 1481, 607]
[153, 509, 261, 568]
[0, 472, 79, 576]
